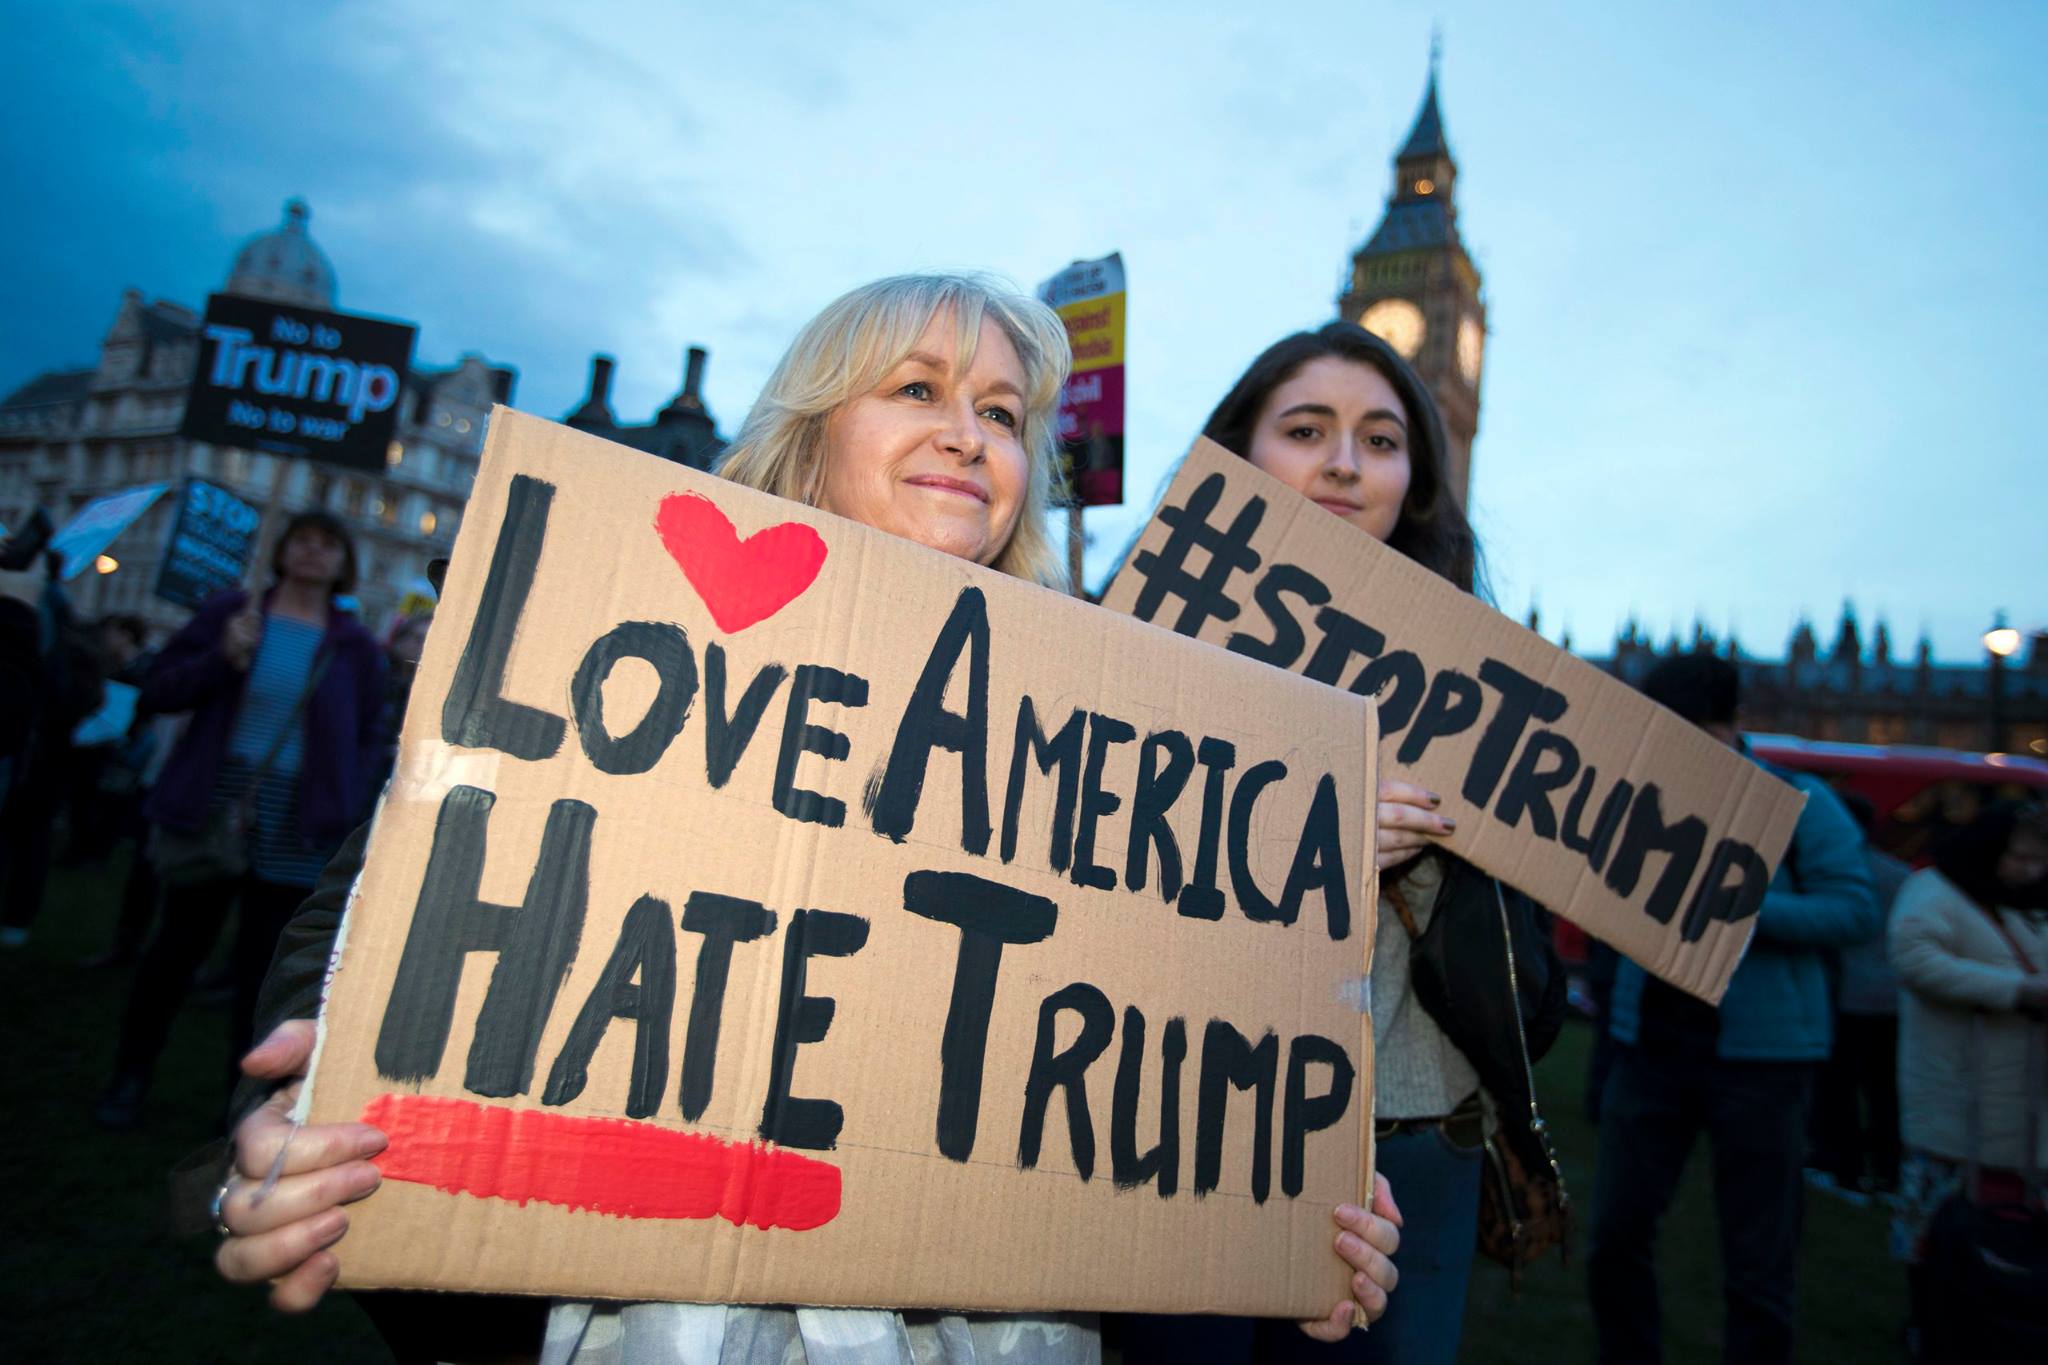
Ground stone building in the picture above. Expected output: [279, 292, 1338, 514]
[0, 199, 513, 634]
[1592, 605, 2048, 758]
[561, 348, 723, 470]
[1340, 57, 1488, 506]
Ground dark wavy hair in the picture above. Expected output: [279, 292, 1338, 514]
[1933, 800, 2047, 911]
[270, 508, 358, 595]
[1202, 322, 1480, 594]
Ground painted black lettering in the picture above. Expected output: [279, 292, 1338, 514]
[703, 642, 787, 789]
[1463, 658, 1569, 807]
[1281, 774, 1352, 940]
[903, 870, 1059, 1162]
[442, 474, 567, 759]
[1194, 1019, 1278, 1202]
[773, 664, 868, 828]
[375, 785, 593, 1097]
[1178, 737, 1237, 921]
[1126, 473, 1264, 637]
[1072, 713, 1138, 891]
[541, 895, 675, 1118]
[1303, 606, 1387, 687]
[760, 908, 869, 1150]
[1561, 769, 1634, 874]
[871, 588, 992, 854]
[1225, 563, 1331, 670]
[1680, 839, 1770, 942]
[998, 697, 1085, 871]
[1604, 783, 1707, 926]
[1017, 982, 1115, 1180]
[1125, 730, 1195, 898]
[677, 892, 776, 1123]
[1110, 1006, 1186, 1196]
[1493, 730, 1582, 839]
[1396, 667, 1482, 765]
[1282, 1034, 1355, 1198]
[1227, 759, 1289, 923]
[1350, 650, 1427, 731]
[570, 621, 697, 776]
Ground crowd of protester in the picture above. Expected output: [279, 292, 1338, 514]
[0, 275, 2041, 1364]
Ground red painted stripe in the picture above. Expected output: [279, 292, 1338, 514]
[362, 1094, 842, 1231]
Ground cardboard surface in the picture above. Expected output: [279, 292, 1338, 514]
[310, 409, 1379, 1316]
[1102, 440, 1808, 1004]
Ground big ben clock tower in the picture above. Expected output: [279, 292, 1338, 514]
[1338, 57, 1487, 506]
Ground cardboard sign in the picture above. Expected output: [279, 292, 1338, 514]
[308, 409, 1379, 1316]
[180, 293, 417, 472]
[49, 482, 170, 579]
[154, 477, 261, 608]
[1102, 440, 1807, 1004]
[1039, 254, 1126, 507]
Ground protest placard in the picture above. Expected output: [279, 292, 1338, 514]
[180, 293, 416, 472]
[1102, 440, 1808, 1004]
[1039, 254, 1126, 507]
[153, 477, 261, 608]
[308, 409, 1379, 1316]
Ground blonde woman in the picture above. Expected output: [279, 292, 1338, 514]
[214, 275, 1401, 1364]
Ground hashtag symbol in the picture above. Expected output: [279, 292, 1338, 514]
[1128, 472, 1266, 638]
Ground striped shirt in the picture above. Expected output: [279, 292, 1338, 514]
[214, 616, 335, 887]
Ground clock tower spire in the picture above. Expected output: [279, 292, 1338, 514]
[1338, 52, 1488, 506]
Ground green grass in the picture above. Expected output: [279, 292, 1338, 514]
[3, 853, 1903, 1361]
[0, 849, 390, 1362]
[1459, 1020, 1905, 1364]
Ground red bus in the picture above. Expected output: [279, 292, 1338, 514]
[1745, 734, 2048, 866]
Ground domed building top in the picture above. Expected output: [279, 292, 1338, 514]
[224, 198, 336, 309]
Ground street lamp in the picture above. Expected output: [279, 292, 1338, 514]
[1984, 614, 2020, 753]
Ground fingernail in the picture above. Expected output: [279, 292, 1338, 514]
[350, 1164, 383, 1196]
[1426, 792, 1442, 807]
[1336, 1203, 1362, 1223]
[1337, 1232, 1363, 1257]
[1440, 816, 1458, 832]
[1336, 1302, 1354, 1326]
[356, 1127, 389, 1157]
[315, 1211, 348, 1244]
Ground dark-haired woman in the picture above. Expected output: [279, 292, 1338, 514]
[1888, 801, 2048, 1354]
[1117, 323, 1564, 1365]
[96, 510, 385, 1128]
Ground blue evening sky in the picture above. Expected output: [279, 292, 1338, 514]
[4, 1, 2041, 660]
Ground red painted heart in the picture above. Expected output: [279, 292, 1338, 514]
[654, 493, 828, 633]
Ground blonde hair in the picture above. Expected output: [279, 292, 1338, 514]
[717, 273, 1072, 590]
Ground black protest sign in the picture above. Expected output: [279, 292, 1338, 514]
[180, 293, 416, 472]
[305, 409, 1379, 1317]
[1103, 439, 1808, 1004]
[153, 477, 261, 608]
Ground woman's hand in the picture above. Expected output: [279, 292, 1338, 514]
[1376, 778, 1454, 871]
[214, 1020, 388, 1312]
[222, 605, 263, 672]
[1299, 1171, 1403, 1340]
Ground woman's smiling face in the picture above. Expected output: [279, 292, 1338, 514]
[817, 310, 1030, 566]
[1244, 355, 1413, 545]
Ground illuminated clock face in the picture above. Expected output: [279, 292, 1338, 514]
[1457, 317, 1484, 384]
[1359, 298, 1425, 360]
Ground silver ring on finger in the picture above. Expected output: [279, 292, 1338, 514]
[212, 1178, 234, 1238]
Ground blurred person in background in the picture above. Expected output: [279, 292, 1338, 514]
[369, 608, 433, 792]
[62, 612, 154, 863]
[1808, 790, 1911, 1203]
[93, 509, 384, 1129]
[1588, 653, 1875, 1365]
[1886, 800, 2048, 1357]
[0, 556, 105, 948]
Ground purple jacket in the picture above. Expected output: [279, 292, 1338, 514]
[141, 587, 386, 847]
